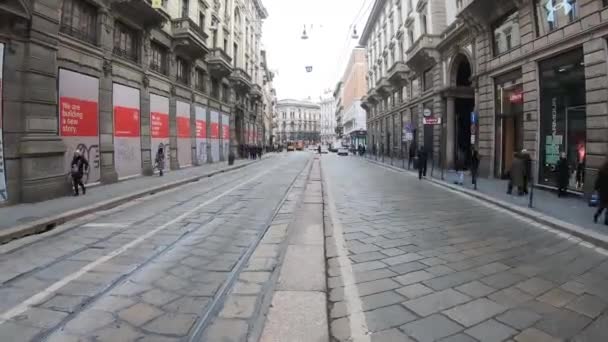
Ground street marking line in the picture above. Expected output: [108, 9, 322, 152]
[322, 162, 371, 342]
[81, 223, 130, 228]
[0, 162, 284, 324]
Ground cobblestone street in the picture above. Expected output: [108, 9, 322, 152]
[1, 152, 608, 341]
[0, 154, 313, 341]
[323, 155, 608, 342]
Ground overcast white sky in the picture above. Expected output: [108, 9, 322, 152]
[261, 0, 373, 102]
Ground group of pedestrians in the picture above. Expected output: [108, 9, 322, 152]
[246, 145, 263, 159]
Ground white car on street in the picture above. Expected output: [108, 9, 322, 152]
[337, 148, 349, 156]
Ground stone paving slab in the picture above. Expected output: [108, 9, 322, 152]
[0, 156, 276, 244]
[323, 155, 608, 342]
[0, 154, 309, 342]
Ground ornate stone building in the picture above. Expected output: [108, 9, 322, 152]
[319, 95, 336, 145]
[361, 0, 608, 195]
[0, 0, 270, 203]
[274, 99, 321, 145]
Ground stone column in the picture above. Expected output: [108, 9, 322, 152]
[99, 10, 118, 183]
[206, 105, 212, 163]
[583, 38, 608, 195]
[169, 53, 179, 169]
[13, 12, 68, 202]
[190, 93, 198, 166]
[141, 31, 153, 175]
[446, 96, 455, 169]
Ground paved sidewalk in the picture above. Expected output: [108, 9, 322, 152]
[0, 155, 275, 232]
[362, 154, 605, 235]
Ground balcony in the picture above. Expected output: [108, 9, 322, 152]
[172, 17, 209, 58]
[387, 61, 410, 86]
[230, 68, 252, 94]
[360, 96, 371, 111]
[250, 84, 263, 100]
[457, 0, 517, 30]
[367, 88, 380, 104]
[376, 77, 393, 96]
[111, 0, 167, 27]
[406, 34, 441, 72]
[206, 48, 233, 78]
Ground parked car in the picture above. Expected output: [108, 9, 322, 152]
[321, 146, 329, 154]
[287, 144, 295, 152]
[337, 148, 349, 156]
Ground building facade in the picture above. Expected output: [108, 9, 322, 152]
[274, 99, 321, 144]
[360, 0, 608, 195]
[319, 95, 336, 145]
[261, 50, 276, 148]
[334, 48, 368, 148]
[0, 0, 270, 204]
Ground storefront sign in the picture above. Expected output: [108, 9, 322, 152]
[0, 43, 6, 202]
[403, 123, 414, 142]
[176, 101, 191, 167]
[113, 83, 141, 179]
[195, 106, 207, 165]
[59, 69, 100, 184]
[470, 112, 478, 124]
[151, 94, 170, 174]
[210, 110, 220, 162]
[509, 92, 523, 103]
[423, 116, 441, 125]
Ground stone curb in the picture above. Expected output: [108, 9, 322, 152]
[364, 157, 608, 250]
[0, 158, 269, 245]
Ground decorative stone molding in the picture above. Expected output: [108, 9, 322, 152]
[103, 59, 112, 76]
[142, 75, 150, 88]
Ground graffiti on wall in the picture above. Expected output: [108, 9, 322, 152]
[222, 113, 230, 160]
[195, 105, 207, 164]
[151, 94, 170, 173]
[113, 83, 141, 179]
[59, 69, 100, 184]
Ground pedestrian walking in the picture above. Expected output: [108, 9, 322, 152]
[593, 159, 608, 225]
[471, 148, 480, 189]
[318, 145, 322, 154]
[521, 149, 531, 195]
[155, 144, 165, 176]
[417, 146, 428, 180]
[454, 149, 465, 186]
[576, 157, 585, 190]
[70, 150, 89, 196]
[508, 152, 525, 196]
[409, 142, 417, 169]
[556, 152, 570, 197]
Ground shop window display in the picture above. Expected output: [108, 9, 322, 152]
[538, 48, 586, 191]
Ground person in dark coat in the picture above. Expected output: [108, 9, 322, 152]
[417, 146, 428, 180]
[408, 142, 417, 169]
[70, 150, 89, 196]
[155, 145, 165, 176]
[471, 148, 480, 189]
[556, 152, 570, 197]
[594, 160, 608, 225]
[520, 149, 531, 195]
[508, 152, 525, 196]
